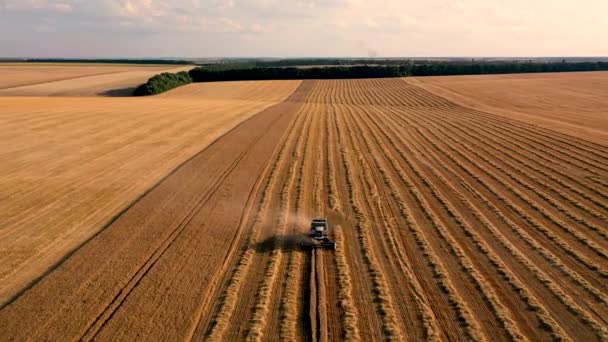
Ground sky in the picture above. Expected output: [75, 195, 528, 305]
[0, 0, 607, 58]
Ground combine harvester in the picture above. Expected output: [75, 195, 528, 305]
[301, 218, 336, 250]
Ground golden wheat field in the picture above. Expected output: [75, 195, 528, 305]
[0, 63, 192, 96]
[414, 72, 608, 143]
[0, 70, 607, 341]
[0, 77, 302, 305]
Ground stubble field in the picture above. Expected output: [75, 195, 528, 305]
[0, 71, 606, 341]
[414, 72, 608, 143]
[0, 63, 193, 96]
[0, 79, 302, 305]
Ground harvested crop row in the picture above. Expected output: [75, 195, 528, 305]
[203, 84, 314, 341]
[339, 105, 443, 341]
[2, 75, 606, 341]
[380, 103, 604, 338]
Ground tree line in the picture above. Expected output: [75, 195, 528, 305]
[133, 71, 192, 96]
[25, 58, 191, 65]
[133, 62, 608, 96]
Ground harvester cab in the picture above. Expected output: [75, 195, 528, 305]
[302, 218, 336, 250]
[310, 219, 328, 240]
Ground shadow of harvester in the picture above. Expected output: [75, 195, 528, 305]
[253, 234, 307, 253]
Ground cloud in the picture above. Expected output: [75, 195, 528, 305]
[0, 0, 607, 57]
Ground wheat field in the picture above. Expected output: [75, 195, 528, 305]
[0, 71, 606, 341]
[0, 79, 301, 305]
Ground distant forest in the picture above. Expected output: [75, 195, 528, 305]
[17, 58, 192, 65]
[133, 61, 608, 95]
[191, 61, 608, 79]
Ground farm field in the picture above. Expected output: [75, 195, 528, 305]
[0, 80, 302, 305]
[1, 74, 607, 341]
[0, 63, 192, 96]
[414, 71, 608, 143]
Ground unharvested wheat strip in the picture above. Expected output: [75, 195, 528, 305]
[333, 109, 405, 340]
[246, 104, 314, 342]
[392, 108, 605, 270]
[374, 112, 572, 342]
[356, 106, 532, 341]
[424, 109, 608, 243]
[4, 97, 278, 274]
[2, 109, 249, 245]
[4, 105, 256, 274]
[3, 108, 103, 132]
[204, 105, 307, 341]
[394, 111, 608, 303]
[341, 105, 437, 340]
[444, 107, 608, 208]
